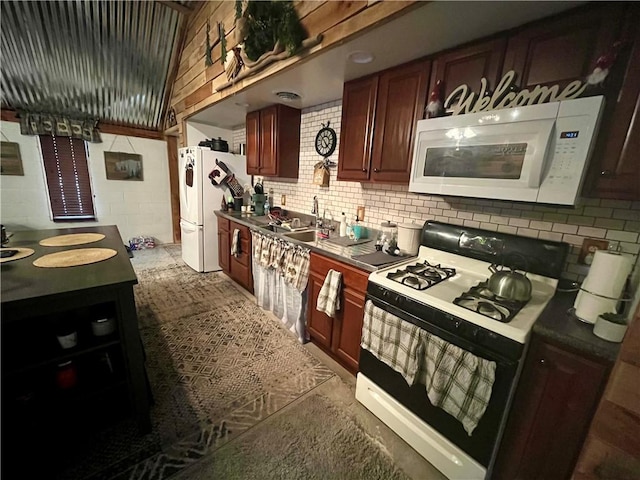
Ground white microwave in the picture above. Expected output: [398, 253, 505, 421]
[408, 96, 604, 205]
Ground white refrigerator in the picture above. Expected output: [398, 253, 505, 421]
[178, 147, 249, 272]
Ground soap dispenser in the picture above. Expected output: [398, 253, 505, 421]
[339, 213, 347, 237]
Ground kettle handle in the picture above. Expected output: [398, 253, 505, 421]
[505, 251, 529, 275]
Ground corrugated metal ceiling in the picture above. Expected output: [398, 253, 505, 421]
[0, 1, 183, 130]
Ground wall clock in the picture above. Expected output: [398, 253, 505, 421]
[315, 122, 337, 158]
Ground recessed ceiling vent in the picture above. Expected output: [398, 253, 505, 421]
[275, 91, 301, 102]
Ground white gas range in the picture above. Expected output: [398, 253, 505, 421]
[368, 245, 558, 344]
[356, 221, 569, 480]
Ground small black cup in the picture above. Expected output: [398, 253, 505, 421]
[233, 197, 243, 211]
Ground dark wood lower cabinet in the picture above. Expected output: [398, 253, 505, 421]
[307, 252, 368, 374]
[217, 216, 253, 293]
[492, 335, 611, 480]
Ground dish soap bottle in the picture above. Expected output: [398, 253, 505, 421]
[339, 212, 347, 237]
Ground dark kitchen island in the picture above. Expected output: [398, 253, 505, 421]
[1, 225, 150, 475]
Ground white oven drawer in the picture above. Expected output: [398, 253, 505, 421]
[356, 373, 486, 480]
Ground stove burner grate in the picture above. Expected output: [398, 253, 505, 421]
[453, 281, 528, 323]
[387, 260, 456, 291]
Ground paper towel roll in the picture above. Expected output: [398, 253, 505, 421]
[581, 250, 633, 299]
[574, 289, 618, 324]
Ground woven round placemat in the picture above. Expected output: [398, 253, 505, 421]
[33, 248, 117, 268]
[39, 233, 106, 247]
[0, 247, 35, 264]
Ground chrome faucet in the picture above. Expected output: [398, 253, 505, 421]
[312, 196, 321, 227]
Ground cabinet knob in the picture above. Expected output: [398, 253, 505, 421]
[539, 359, 546, 365]
[600, 170, 614, 178]
[362, 168, 368, 172]
[373, 168, 379, 172]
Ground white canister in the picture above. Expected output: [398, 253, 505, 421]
[91, 317, 116, 336]
[397, 221, 422, 256]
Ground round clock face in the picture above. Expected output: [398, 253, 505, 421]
[315, 127, 337, 158]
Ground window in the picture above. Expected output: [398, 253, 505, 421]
[40, 135, 96, 220]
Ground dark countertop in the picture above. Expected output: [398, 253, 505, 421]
[534, 290, 621, 362]
[1, 225, 136, 306]
[215, 210, 413, 272]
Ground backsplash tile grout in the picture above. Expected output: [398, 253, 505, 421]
[233, 100, 640, 282]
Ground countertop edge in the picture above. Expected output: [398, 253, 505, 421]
[533, 291, 621, 363]
[216, 210, 407, 273]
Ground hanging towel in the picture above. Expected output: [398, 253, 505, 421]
[421, 333, 496, 436]
[361, 301, 425, 386]
[316, 269, 342, 318]
[230, 228, 240, 257]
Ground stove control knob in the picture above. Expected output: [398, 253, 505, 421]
[454, 320, 461, 329]
[394, 294, 402, 304]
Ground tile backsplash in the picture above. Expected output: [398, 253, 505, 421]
[233, 100, 640, 283]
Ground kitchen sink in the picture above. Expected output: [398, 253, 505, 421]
[282, 230, 318, 243]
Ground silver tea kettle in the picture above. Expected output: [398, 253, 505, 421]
[488, 253, 532, 302]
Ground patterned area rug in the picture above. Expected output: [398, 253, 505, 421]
[172, 379, 410, 480]
[56, 245, 335, 480]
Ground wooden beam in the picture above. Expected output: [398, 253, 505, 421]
[157, 1, 193, 16]
[99, 123, 164, 140]
[166, 135, 181, 243]
[162, 9, 191, 131]
[1, 109, 20, 122]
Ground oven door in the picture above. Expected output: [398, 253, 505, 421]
[357, 296, 520, 476]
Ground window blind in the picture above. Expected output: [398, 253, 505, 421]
[40, 135, 96, 220]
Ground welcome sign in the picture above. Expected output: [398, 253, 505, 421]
[444, 70, 588, 116]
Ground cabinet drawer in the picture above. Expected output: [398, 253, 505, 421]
[309, 252, 369, 293]
[217, 216, 230, 231]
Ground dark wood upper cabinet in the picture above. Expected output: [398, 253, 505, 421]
[246, 104, 300, 178]
[338, 59, 430, 184]
[246, 111, 260, 174]
[429, 37, 506, 108]
[502, 4, 624, 90]
[371, 59, 430, 183]
[585, 5, 640, 200]
[337, 75, 378, 182]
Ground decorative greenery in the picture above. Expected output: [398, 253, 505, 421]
[601, 312, 628, 325]
[218, 22, 227, 65]
[239, 1, 306, 62]
[205, 21, 213, 66]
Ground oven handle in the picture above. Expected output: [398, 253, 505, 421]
[367, 295, 519, 367]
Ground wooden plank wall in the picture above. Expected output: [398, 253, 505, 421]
[169, 0, 418, 146]
[572, 304, 640, 479]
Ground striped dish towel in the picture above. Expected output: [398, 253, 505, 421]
[421, 333, 496, 436]
[361, 300, 425, 386]
[230, 228, 240, 257]
[316, 269, 342, 318]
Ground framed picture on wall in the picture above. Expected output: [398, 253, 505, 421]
[0, 142, 24, 176]
[104, 151, 143, 181]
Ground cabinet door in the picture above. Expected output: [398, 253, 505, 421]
[306, 272, 334, 349]
[217, 217, 230, 275]
[259, 106, 278, 177]
[586, 7, 640, 200]
[502, 4, 623, 90]
[371, 59, 430, 184]
[337, 75, 378, 181]
[493, 337, 609, 480]
[229, 222, 253, 293]
[246, 111, 260, 175]
[429, 37, 506, 111]
[332, 287, 365, 373]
